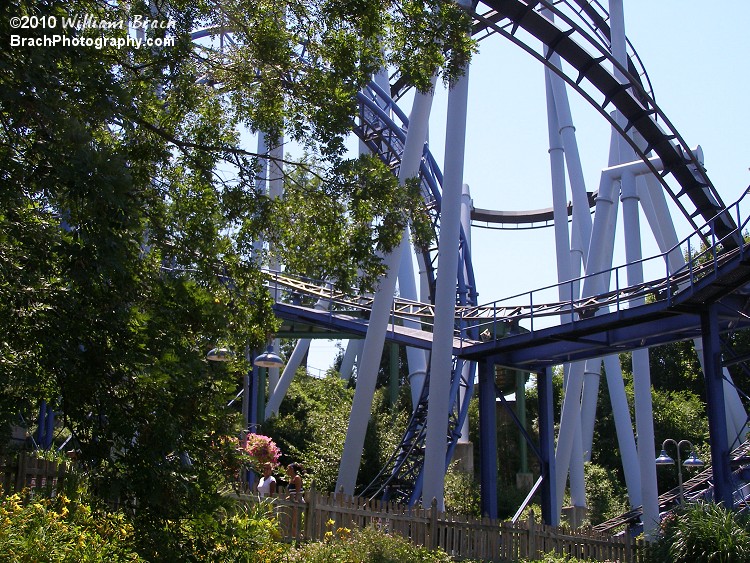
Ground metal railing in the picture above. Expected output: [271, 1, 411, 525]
[461, 187, 750, 341]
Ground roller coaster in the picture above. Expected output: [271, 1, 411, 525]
[238, 0, 750, 536]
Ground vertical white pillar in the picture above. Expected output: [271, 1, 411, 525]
[423, 65, 471, 510]
[267, 139, 284, 394]
[621, 168, 659, 534]
[336, 83, 436, 495]
[398, 226, 429, 411]
[253, 133, 269, 262]
[610, 0, 659, 536]
[576, 135, 642, 515]
[339, 339, 360, 381]
[457, 183, 473, 441]
[541, 8, 592, 265]
[545, 63, 586, 511]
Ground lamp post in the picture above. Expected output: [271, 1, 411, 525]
[655, 439, 705, 504]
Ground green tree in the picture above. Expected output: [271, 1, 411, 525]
[1, 0, 474, 554]
[262, 372, 408, 492]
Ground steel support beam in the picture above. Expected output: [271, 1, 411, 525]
[538, 367, 559, 526]
[700, 304, 734, 507]
[478, 359, 498, 518]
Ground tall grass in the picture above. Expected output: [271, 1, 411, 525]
[646, 502, 750, 563]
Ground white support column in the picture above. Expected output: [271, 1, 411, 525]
[423, 65, 471, 510]
[555, 362, 583, 514]
[576, 135, 643, 510]
[542, 8, 592, 266]
[621, 168, 660, 534]
[558, 138, 625, 517]
[267, 139, 284, 394]
[545, 69, 573, 302]
[610, 0, 659, 535]
[398, 225, 428, 411]
[602, 354, 642, 507]
[579, 364, 601, 462]
[545, 63, 586, 511]
[265, 339, 309, 416]
[336, 83, 436, 495]
[253, 133, 269, 262]
[458, 183, 473, 441]
[339, 339, 360, 381]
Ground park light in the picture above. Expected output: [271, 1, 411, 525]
[683, 451, 705, 468]
[655, 449, 674, 466]
[655, 438, 705, 504]
[254, 344, 283, 368]
[206, 347, 235, 362]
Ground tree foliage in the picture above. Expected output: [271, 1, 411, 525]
[262, 372, 408, 492]
[1, 0, 475, 548]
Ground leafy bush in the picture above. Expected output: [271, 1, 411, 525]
[443, 463, 481, 517]
[285, 524, 457, 562]
[583, 462, 628, 525]
[519, 552, 614, 562]
[133, 499, 286, 562]
[0, 490, 143, 562]
[646, 502, 750, 563]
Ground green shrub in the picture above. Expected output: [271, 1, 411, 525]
[0, 490, 143, 562]
[518, 552, 613, 562]
[133, 499, 287, 562]
[583, 462, 628, 525]
[285, 523, 456, 562]
[443, 463, 481, 517]
[646, 502, 750, 563]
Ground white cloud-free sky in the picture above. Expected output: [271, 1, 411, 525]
[306, 0, 750, 372]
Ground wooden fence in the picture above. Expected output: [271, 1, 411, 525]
[233, 487, 647, 562]
[0, 451, 67, 495]
[0, 455, 646, 561]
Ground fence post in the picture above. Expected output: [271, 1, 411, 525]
[336, 486, 345, 530]
[15, 452, 28, 491]
[623, 532, 631, 562]
[429, 497, 439, 551]
[528, 510, 537, 560]
[303, 482, 316, 540]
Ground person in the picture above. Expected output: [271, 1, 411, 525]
[286, 462, 304, 538]
[256, 462, 277, 498]
[286, 462, 304, 502]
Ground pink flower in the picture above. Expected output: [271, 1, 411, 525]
[239, 434, 281, 470]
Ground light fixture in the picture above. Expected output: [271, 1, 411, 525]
[206, 347, 235, 362]
[655, 439, 704, 504]
[655, 449, 675, 466]
[254, 344, 284, 368]
[683, 451, 705, 468]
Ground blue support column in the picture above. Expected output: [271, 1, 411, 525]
[249, 364, 259, 432]
[700, 305, 733, 507]
[256, 367, 266, 426]
[478, 359, 498, 518]
[44, 405, 55, 449]
[538, 367, 558, 525]
[36, 400, 54, 449]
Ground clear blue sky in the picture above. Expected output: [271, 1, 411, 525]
[306, 0, 750, 372]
